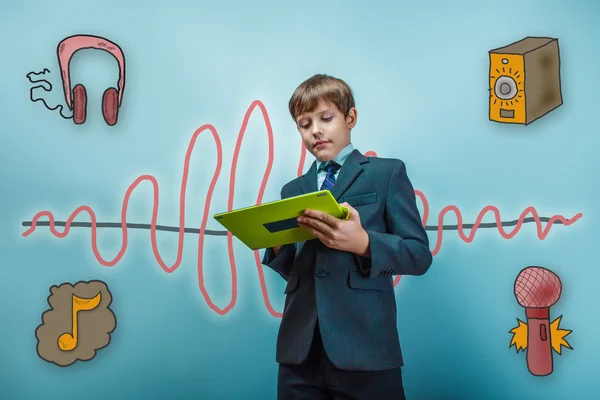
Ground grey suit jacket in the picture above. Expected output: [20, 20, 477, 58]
[261, 149, 432, 371]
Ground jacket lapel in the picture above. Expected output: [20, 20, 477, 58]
[299, 160, 318, 195]
[298, 149, 369, 201]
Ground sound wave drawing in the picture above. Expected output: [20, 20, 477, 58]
[21, 100, 583, 318]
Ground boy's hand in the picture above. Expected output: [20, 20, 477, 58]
[297, 202, 370, 257]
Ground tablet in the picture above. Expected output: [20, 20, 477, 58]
[213, 190, 350, 250]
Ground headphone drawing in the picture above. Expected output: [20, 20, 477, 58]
[57, 34, 126, 126]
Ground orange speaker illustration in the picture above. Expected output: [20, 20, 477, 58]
[489, 37, 562, 125]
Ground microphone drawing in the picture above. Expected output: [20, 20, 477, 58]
[510, 266, 573, 376]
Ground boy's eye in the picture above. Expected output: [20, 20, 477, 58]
[322, 115, 333, 121]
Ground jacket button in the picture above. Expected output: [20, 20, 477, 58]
[315, 269, 326, 278]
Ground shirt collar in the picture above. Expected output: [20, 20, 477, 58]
[317, 142, 354, 172]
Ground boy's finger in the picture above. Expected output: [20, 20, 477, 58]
[305, 218, 334, 236]
[304, 209, 331, 223]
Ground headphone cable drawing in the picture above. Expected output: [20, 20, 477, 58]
[21, 100, 583, 318]
[26, 69, 73, 120]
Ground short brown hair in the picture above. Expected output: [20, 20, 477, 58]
[288, 74, 355, 121]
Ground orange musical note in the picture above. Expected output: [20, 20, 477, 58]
[58, 292, 101, 351]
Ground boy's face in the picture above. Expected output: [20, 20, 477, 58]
[295, 101, 357, 163]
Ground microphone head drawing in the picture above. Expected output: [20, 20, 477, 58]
[509, 266, 572, 376]
[35, 280, 116, 367]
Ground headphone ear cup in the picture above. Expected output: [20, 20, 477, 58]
[102, 87, 119, 126]
[72, 84, 87, 124]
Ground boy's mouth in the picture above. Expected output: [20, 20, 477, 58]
[314, 140, 329, 148]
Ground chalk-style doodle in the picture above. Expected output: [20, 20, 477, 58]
[509, 266, 572, 376]
[26, 34, 126, 126]
[489, 36, 562, 125]
[58, 34, 125, 126]
[26, 69, 73, 120]
[20, 100, 583, 319]
[35, 280, 116, 367]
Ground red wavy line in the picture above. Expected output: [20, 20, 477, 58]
[22, 100, 583, 318]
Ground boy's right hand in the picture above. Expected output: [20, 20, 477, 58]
[272, 245, 283, 256]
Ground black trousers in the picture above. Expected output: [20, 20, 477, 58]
[277, 324, 406, 400]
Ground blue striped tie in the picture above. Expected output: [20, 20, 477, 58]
[320, 161, 341, 191]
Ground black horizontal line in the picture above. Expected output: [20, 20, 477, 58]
[21, 216, 566, 234]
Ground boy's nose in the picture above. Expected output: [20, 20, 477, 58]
[311, 122, 323, 136]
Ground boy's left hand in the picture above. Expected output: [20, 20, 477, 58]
[297, 202, 370, 256]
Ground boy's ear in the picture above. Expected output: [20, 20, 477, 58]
[346, 107, 357, 129]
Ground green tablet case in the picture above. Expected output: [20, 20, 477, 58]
[213, 190, 350, 250]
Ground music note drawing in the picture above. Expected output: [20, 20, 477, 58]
[58, 292, 102, 351]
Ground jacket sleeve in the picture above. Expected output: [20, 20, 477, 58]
[353, 160, 432, 278]
[260, 185, 297, 281]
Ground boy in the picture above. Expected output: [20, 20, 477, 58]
[261, 74, 432, 399]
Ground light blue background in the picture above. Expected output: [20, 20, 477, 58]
[1, 0, 597, 399]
